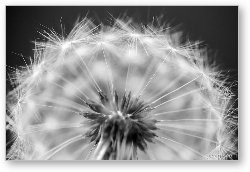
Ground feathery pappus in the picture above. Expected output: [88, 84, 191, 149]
[6, 16, 238, 160]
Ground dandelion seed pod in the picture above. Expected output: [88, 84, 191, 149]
[6, 18, 238, 160]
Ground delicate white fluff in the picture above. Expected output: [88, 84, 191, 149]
[6, 17, 238, 160]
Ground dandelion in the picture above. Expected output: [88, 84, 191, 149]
[6, 16, 238, 160]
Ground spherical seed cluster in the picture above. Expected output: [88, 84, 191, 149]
[6, 17, 238, 160]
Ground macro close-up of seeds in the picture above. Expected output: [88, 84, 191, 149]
[6, 6, 238, 160]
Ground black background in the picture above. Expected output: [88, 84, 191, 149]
[6, 6, 238, 159]
[6, 6, 238, 92]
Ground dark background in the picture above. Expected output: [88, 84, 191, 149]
[6, 6, 238, 92]
[6, 6, 238, 159]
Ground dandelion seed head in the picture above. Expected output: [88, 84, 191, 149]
[6, 16, 238, 160]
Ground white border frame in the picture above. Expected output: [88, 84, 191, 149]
[1, 1, 248, 172]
